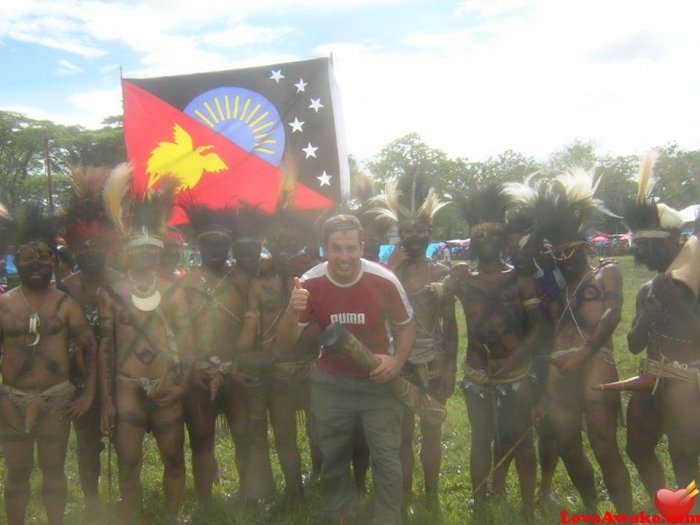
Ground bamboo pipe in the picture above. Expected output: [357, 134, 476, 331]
[320, 323, 447, 425]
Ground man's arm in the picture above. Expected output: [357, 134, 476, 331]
[276, 277, 309, 349]
[585, 264, 623, 352]
[66, 299, 98, 419]
[369, 318, 416, 384]
[435, 264, 458, 397]
[96, 288, 116, 434]
[627, 283, 653, 355]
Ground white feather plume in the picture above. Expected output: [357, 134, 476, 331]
[636, 151, 658, 204]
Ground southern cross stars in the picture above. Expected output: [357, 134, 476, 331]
[309, 98, 324, 112]
[288, 117, 304, 133]
[270, 70, 284, 83]
[294, 78, 307, 93]
[317, 171, 331, 187]
[302, 143, 318, 158]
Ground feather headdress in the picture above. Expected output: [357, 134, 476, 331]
[503, 173, 543, 237]
[103, 163, 177, 249]
[623, 152, 685, 239]
[180, 197, 236, 241]
[349, 173, 390, 239]
[13, 202, 60, 252]
[64, 165, 112, 248]
[458, 182, 510, 237]
[234, 204, 267, 241]
[369, 172, 448, 227]
[537, 167, 609, 245]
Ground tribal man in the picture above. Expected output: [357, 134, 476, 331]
[98, 166, 191, 523]
[0, 204, 97, 525]
[179, 202, 259, 505]
[371, 174, 456, 508]
[238, 208, 317, 506]
[501, 179, 563, 506]
[61, 165, 120, 512]
[446, 183, 543, 521]
[624, 152, 700, 502]
[539, 169, 632, 514]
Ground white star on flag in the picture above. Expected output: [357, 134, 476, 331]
[317, 171, 332, 187]
[288, 117, 304, 133]
[302, 143, 318, 158]
[294, 78, 307, 93]
[270, 70, 284, 83]
[309, 98, 324, 112]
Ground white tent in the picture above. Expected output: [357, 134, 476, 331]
[680, 204, 700, 223]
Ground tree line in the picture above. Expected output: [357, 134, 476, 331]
[2, 111, 698, 240]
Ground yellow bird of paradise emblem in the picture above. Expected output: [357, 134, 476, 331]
[146, 123, 227, 190]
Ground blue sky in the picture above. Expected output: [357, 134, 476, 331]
[2, 0, 700, 163]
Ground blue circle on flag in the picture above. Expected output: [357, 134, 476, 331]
[184, 87, 285, 167]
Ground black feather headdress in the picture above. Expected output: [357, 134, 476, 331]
[458, 182, 509, 236]
[623, 152, 684, 240]
[537, 167, 608, 246]
[234, 204, 267, 241]
[180, 199, 236, 241]
[14, 202, 60, 252]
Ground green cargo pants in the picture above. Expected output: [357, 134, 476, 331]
[311, 366, 404, 524]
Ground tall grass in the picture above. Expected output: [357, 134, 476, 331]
[0, 256, 672, 523]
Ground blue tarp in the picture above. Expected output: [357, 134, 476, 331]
[378, 242, 442, 263]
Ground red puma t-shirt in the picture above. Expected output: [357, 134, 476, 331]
[299, 259, 413, 377]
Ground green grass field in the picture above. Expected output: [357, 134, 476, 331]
[1, 256, 673, 524]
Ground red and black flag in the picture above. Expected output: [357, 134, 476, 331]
[122, 57, 349, 224]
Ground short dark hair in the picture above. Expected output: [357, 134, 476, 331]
[321, 214, 363, 244]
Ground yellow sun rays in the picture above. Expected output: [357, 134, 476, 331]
[191, 94, 278, 156]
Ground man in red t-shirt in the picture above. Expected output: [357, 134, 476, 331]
[278, 214, 415, 524]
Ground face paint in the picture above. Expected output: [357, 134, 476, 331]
[233, 238, 262, 274]
[76, 246, 106, 277]
[128, 245, 160, 275]
[16, 242, 54, 290]
[401, 237, 430, 258]
[198, 233, 231, 270]
[18, 262, 53, 290]
[470, 233, 502, 261]
[399, 221, 431, 259]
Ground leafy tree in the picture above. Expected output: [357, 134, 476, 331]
[0, 111, 126, 214]
[545, 140, 598, 175]
[654, 143, 700, 209]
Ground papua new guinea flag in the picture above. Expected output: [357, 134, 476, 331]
[122, 57, 349, 224]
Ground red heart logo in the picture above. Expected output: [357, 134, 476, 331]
[655, 488, 694, 523]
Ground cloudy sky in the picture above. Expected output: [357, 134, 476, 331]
[2, 0, 700, 163]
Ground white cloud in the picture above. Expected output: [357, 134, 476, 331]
[0, 86, 122, 129]
[57, 59, 83, 75]
[203, 24, 294, 48]
[315, 1, 700, 162]
[402, 30, 474, 50]
[4, 0, 700, 161]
